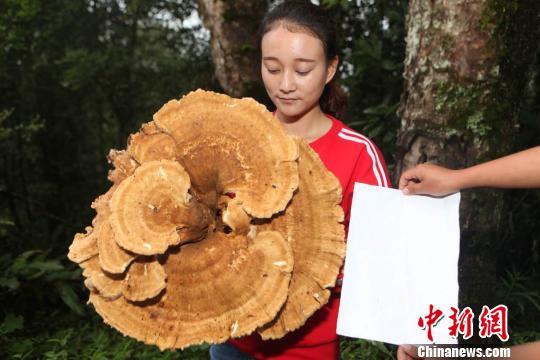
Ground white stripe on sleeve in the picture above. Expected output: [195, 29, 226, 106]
[337, 131, 384, 187]
[339, 128, 389, 188]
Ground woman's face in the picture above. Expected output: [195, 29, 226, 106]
[261, 24, 337, 119]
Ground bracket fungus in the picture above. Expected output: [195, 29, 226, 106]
[97, 220, 135, 274]
[68, 226, 98, 264]
[257, 140, 345, 340]
[109, 159, 201, 255]
[68, 89, 345, 350]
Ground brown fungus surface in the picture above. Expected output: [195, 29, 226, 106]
[107, 150, 139, 185]
[97, 220, 136, 274]
[109, 159, 201, 255]
[153, 90, 299, 219]
[81, 256, 167, 303]
[90, 230, 293, 349]
[89, 186, 137, 274]
[68, 90, 345, 350]
[81, 256, 124, 301]
[257, 139, 345, 340]
[123, 258, 167, 302]
[127, 122, 178, 164]
[68, 226, 98, 263]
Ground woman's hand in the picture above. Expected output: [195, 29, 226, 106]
[397, 345, 421, 360]
[399, 163, 460, 197]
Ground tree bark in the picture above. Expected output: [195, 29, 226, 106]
[197, 0, 268, 98]
[395, 0, 540, 343]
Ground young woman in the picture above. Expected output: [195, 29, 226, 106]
[210, 1, 391, 359]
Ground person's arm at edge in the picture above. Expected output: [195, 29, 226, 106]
[399, 146, 540, 196]
[397, 342, 540, 360]
[504, 341, 540, 360]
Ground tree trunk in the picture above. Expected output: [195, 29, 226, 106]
[395, 0, 540, 343]
[197, 0, 268, 98]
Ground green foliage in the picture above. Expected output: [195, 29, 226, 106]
[0, 0, 218, 358]
[495, 269, 540, 344]
[323, 0, 407, 168]
[0, 250, 85, 320]
[0, 314, 24, 337]
[1, 315, 210, 359]
[340, 338, 395, 360]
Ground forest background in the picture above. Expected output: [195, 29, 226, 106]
[1, 0, 539, 359]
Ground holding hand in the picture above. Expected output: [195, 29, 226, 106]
[397, 345, 421, 360]
[399, 163, 460, 197]
[399, 146, 540, 197]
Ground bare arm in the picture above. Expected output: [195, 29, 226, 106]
[399, 146, 540, 196]
[505, 341, 540, 360]
[398, 342, 540, 360]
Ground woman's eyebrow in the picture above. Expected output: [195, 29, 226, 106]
[294, 58, 316, 63]
[262, 56, 315, 63]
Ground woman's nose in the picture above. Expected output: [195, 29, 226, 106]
[279, 70, 296, 93]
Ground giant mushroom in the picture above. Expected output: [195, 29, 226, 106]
[68, 90, 345, 349]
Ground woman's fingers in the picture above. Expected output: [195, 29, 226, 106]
[397, 345, 420, 360]
[398, 167, 422, 190]
[399, 163, 458, 197]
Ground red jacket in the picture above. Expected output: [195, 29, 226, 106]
[229, 114, 391, 359]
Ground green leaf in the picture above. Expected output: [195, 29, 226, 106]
[363, 103, 399, 116]
[28, 260, 64, 273]
[381, 59, 398, 71]
[14, 250, 43, 263]
[363, 105, 389, 116]
[4, 339, 33, 359]
[0, 276, 20, 290]
[11, 250, 65, 280]
[383, 131, 395, 145]
[45, 268, 82, 282]
[0, 313, 24, 336]
[368, 125, 383, 138]
[55, 283, 85, 316]
[346, 121, 368, 128]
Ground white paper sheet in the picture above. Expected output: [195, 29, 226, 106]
[336, 183, 461, 345]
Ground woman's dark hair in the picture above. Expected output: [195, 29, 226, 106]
[258, 0, 348, 120]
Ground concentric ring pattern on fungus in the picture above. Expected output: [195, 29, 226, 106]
[68, 89, 345, 350]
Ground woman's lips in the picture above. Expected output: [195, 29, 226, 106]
[277, 97, 298, 104]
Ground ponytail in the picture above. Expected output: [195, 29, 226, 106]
[321, 78, 348, 120]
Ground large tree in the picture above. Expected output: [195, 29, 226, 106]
[197, 0, 268, 98]
[394, 0, 540, 342]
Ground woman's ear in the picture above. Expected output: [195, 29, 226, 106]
[325, 55, 339, 84]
